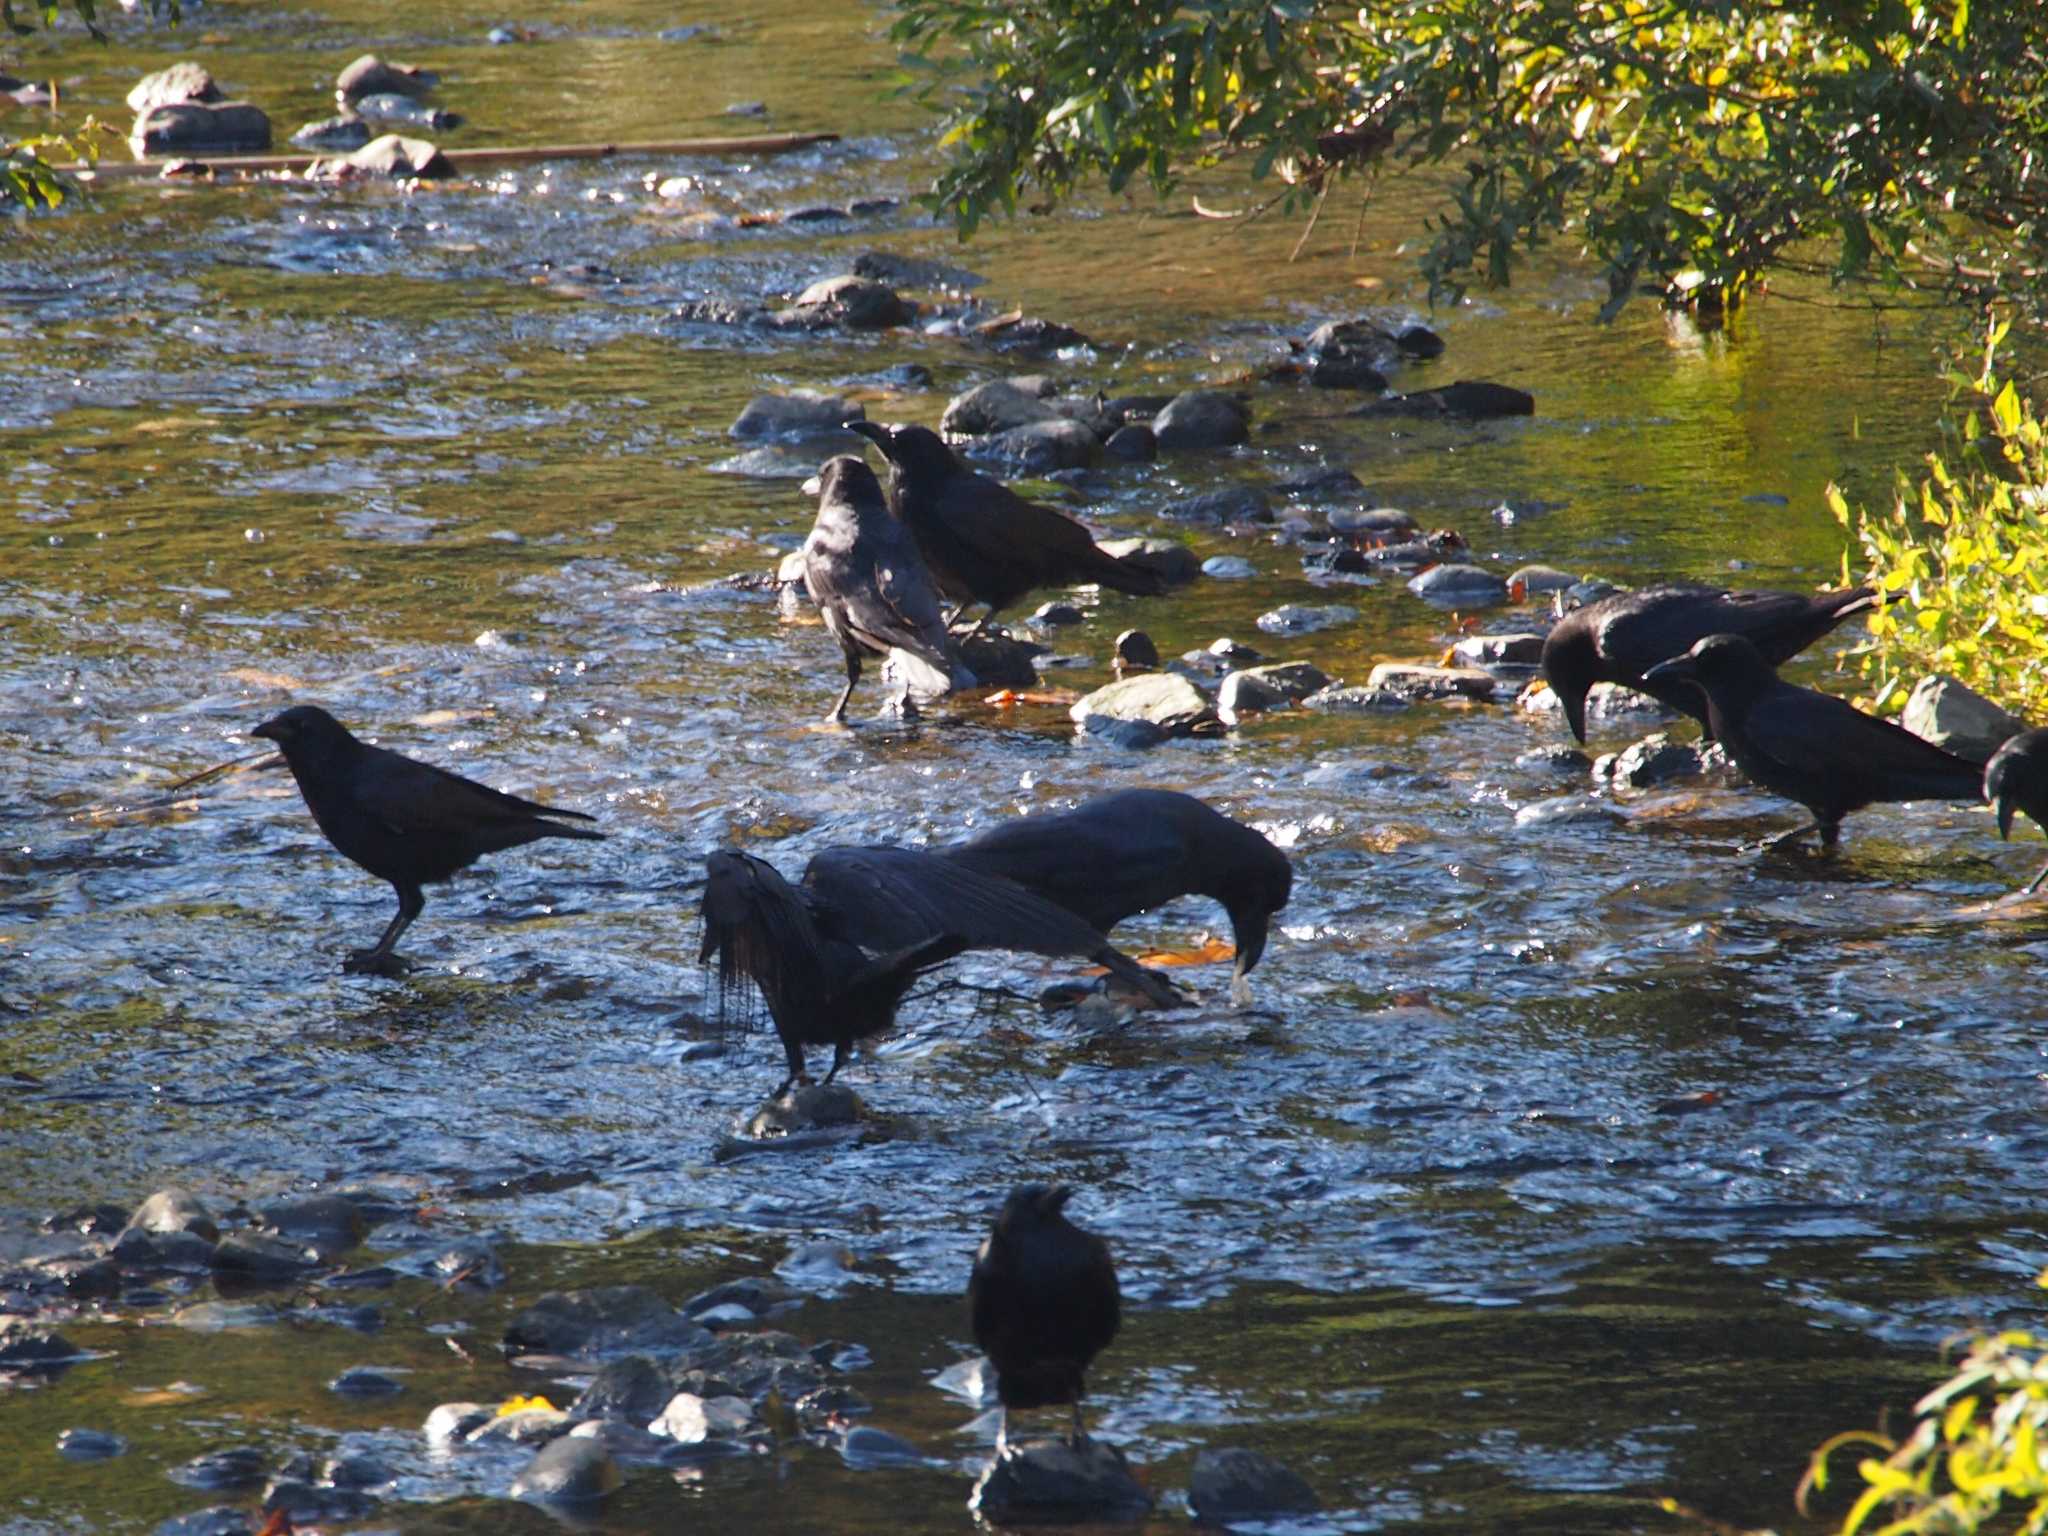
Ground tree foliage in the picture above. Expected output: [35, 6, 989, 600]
[889, 0, 2048, 318]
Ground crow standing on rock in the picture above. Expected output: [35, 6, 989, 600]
[846, 420, 1167, 637]
[800, 454, 969, 723]
[1542, 582, 1883, 743]
[252, 704, 604, 974]
[969, 1183, 1121, 1452]
[1984, 728, 2048, 895]
[1642, 634, 1985, 848]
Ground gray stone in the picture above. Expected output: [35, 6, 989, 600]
[1515, 797, 1627, 830]
[1367, 663, 1496, 701]
[256, 1194, 365, 1257]
[1237, 661, 1330, 701]
[1329, 505, 1418, 539]
[58, 1427, 126, 1461]
[113, 1227, 218, 1272]
[353, 93, 460, 130]
[1152, 390, 1250, 450]
[1070, 674, 1221, 739]
[1189, 1445, 1320, 1522]
[1304, 318, 1397, 390]
[0, 1320, 78, 1370]
[1030, 601, 1086, 628]
[290, 113, 370, 151]
[510, 1436, 621, 1505]
[1161, 486, 1270, 524]
[1452, 632, 1546, 668]
[730, 391, 862, 441]
[1594, 731, 1715, 789]
[1520, 677, 1675, 727]
[957, 630, 1045, 687]
[789, 275, 915, 329]
[745, 1083, 860, 1136]
[839, 1425, 929, 1468]
[651, 1392, 760, 1444]
[210, 1231, 316, 1281]
[1256, 603, 1355, 635]
[1352, 379, 1535, 419]
[567, 1418, 673, 1461]
[1556, 577, 1622, 612]
[335, 54, 439, 101]
[170, 1446, 267, 1491]
[684, 1277, 800, 1321]
[941, 378, 1061, 437]
[423, 1402, 495, 1444]
[571, 1355, 678, 1423]
[980, 417, 1100, 472]
[311, 133, 452, 180]
[151, 1509, 252, 1536]
[1302, 684, 1410, 713]
[261, 1479, 376, 1523]
[1515, 745, 1594, 775]
[1900, 673, 2027, 763]
[127, 1189, 219, 1243]
[1104, 424, 1156, 461]
[169, 1302, 278, 1332]
[1407, 564, 1510, 606]
[1113, 629, 1159, 670]
[127, 62, 221, 116]
[1096, 537, 1200, 586]
[503, 1287, 712, 1360]
[1201, 555, 1257, 580]
[132, 101, 272, 156]
[321, 1453, 392, 1488]
[853, 250, 987, 292]
[467, 1407, 573, 1445]
[1507, 563, 1578, 597]
[969, 1437, 1154, 1522]
[329, 1365, 405, 1397]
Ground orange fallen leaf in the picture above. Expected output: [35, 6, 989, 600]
[254, 1511, 295, 1536]
[1131, 938, 1238, 967]
[981, 688, 1081, 707]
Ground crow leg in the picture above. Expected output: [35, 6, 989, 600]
[776, 1036, 810, 1099]
[2025, 858, 2048, 896]
[1229, 973, 1254, 1009]
[1069, 1400, 1087, 1445]
[344, 883, 422, 975]
[821, 1040, 850, 1086]
[994, 1406, 1009, 1456]
[1759, 821, 1819, 851]
[828, 651, 860, 724]
[1818, 818, 1842, 850]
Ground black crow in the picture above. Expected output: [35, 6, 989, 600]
[944, 789, 1292, 1004]
[1642, 634, 1983, 848]
[1543, 582, 1883, 742]
[801, 455, 969, 723]
[1984, 728, 2048, 895]
[969, 1183, 1120, 1450]
[846, 420, 1167, 635]
[251, 704, 603, 974]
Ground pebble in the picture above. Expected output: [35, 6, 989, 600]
[1515, 797, 1627, 829]
[1407, 563, 1510, 606]
[1113, 629, 1159, 670]
[1029, 600, 1085, 628]
[503, 1286, 711, 1360]
[1302, 684, 1410, 713]
[1256, 603, 1355, 635]
[329, 1365, 405, 1397]
[1366, 663, 1496, 701]
[126, 1189, 219, 1243]
[57, 1427, 126, 1461]
[839, 1425, 929, 1469]
[510, 1436, 621, 1505]
[170, 1446, 268, 1492]
[1201, 555, 1257, 580]
[1189, 1446, 1321, 1521]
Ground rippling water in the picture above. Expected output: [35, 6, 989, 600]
[4, 3, 2046, 1532]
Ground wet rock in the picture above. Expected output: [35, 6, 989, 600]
[311, 133, 453, 180]
[261, 1479, 376, 1523]
[1367, 663, 1496, 701]
[210, 1231, 316, 1281]
[572, 1356, 679, 1422]
[1096, 537, 1200, 587]
[504, 1287, 712, 1360]
[257, 1194, 366, 1258]
[127, 62, 222, 116]
[0, 1319, 79, 1370]
[1328, 504, 1418, 541]
[152, 1509, 252, 1536]
[46, 1255, 122, 1298]
[170, 1301, 278, 1332]
[980, 418, 1099, 472]
[568, 1418, 672, 1461]
[1508, 563, 1578, 598]
[1272, 465, 1367, 502]
[1408, 564, 1510, 607]
[1071, 674, 1221, 741]
[353, 93, 460, 130]
[429, 1239, 505, 1290]
[840, 1425, 929, 1468]
[1452, 632, 1545, 668]
[969, 1437, 1154, 1522]
[1516, 797, 1627, 830]
[1519, 678, 1674, 728]
[1189, 1445, 1319, 1522]
[322, 1452, 393, 1488]
[1161, 486, 1270, 524]
[290, 113, 370, 151]
[112, 1226, 216, 1272]
[127, 1189, 219, 1243]
[957, 630, 1045, 687]
[1222, 662, 1331, 721]
[786, 275, 915, 329]
[44, 1201, 131, 1235]
[1113, 630, 1159, 671]
[746, 1083, 861, 1136]
[1152, 390, 1250, 451]
[133, 101, 273, 156]
[329, 1365, 405, 1397]
[511, 1436, 621, 1505]
[58, 1427, 126, 1461]
[1352, 380, 1535, 419]
[686, 1278, 801, 1323]
[1202, 556, 1257, 580]
[853, 251, 986, 292]
[941, 378, 1061, 437]
[335, 55, 440, 102]
[1303, 684, 1410, 713]
[1594, 732, 1715, 788]
[784, 204, 849, 224]
[1030, 601, 1086, 628]
[1104, 424, 1157, 462]
[651, 1392, 760, 1444]
[424, 1402, 495, 1445]
[1516, 745, 1594, 776]
[1256, 603, 1355, 635]
[730, 391, 863, 441]
[976, 313, 1093, 353]
[1556, 577, 1622, 613]
[1900, 673, 2025, 763]
[171, 1446, 267, 1492]
[468, 1407, 574, 1446]
[1303, 319, 1396, 390]
[795, 1383, 873, 1431]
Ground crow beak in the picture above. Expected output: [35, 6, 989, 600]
[1559, 686, 1587, 745]
[1994, 788, 2015, 841]
[251, 719, 282, 743]
[844, 420, 893, 455]
[1642, 655, 1700, 690]
[1044, 1184, 1074, 1213]
[1231, 913, 1268, 977]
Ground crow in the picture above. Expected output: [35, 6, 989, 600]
[1542, 582, 1883, 743]
[801, 455, 969, 723]
[251, 704, 603, 974]
[1984, 728, 2048, 895]
[943, 789, 1292, 1005]
[699, 845, 1181, 1096]
[1642, 634, 1984, 848]
[846, 420, 1167, 635]
[969, 1183, 1120, 1451]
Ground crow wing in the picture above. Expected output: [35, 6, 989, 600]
[1742, 683, 1986, 799]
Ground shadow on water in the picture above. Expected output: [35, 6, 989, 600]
[5, 0, 2048, 1531]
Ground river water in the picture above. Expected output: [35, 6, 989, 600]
[4, 3, 2047, 1533]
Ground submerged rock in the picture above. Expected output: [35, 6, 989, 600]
[290, 113, 371, 151]
[152, 1509, 253, 1536]
[256, 1194, 366, 1257]
[1507, 563, 1578, 598]
[969, 1437, 1153, 1523]
[1256, 603, 1355, 635]
[1302, 684, 1410, 713]
[1161, 486, 1270, 525]
[210, 1231, 317, 1281]
[1303, 318, 1395, 390]
[261, 1479, 377, 1524]
[1218, 663, 1332, 725]
[1095, 537, 1200, 587]
[980, 418, 1100, 472]
[941, 378, 1061, 437]
[746, 1083, 862, 1136]
[730, 392, 863, 441]
[1104, 424, 1156, 461]
[0, 1321, 79, 1370]
[1352, 379, 1535, 419]
[510, 1436, 621, 1505]
[329, 1365, 405, 1397]
[570, 1356, 678, 1423]
[1452, 632, 1546, 668]
[352, 93, 461, 130]
[335, 54, 440, 102]
[1516, 797, 1627, 830]
[1113, 629, 1159, 670]
[170, 1446, 268, 1492]
[503, 1287, 711, 1360]
[1329, 504, 1418, 541]
[782, 275, 915, 329]
[57, 1427, 127, 1461]
[839, 1425, 930, 1468]
[1407, 563, 1509, 607]
[1152, 390, 1250, 451]
[1366, 663, 1496, 701]
[1594, 732, 1719, 789]
[133, 101, 273, 155]
[853, 250, 987, 292]
[1189, 1445, 1320, 1522]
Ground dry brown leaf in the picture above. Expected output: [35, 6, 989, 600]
[227, 667, 307, 691]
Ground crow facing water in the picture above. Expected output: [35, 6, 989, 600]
[699, 844, 1181, 1096]
[968, 1183, 1121, 1450]
[1542, 582, 1882, 743]
[944, 789, 1293, 1003]
[801, 455, 967, 723]
[846, 420, 1167, 635]
[1642, 634, 1984, 848]
[251, 704, 603, 974]
[1984, 728, 2048, 895]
